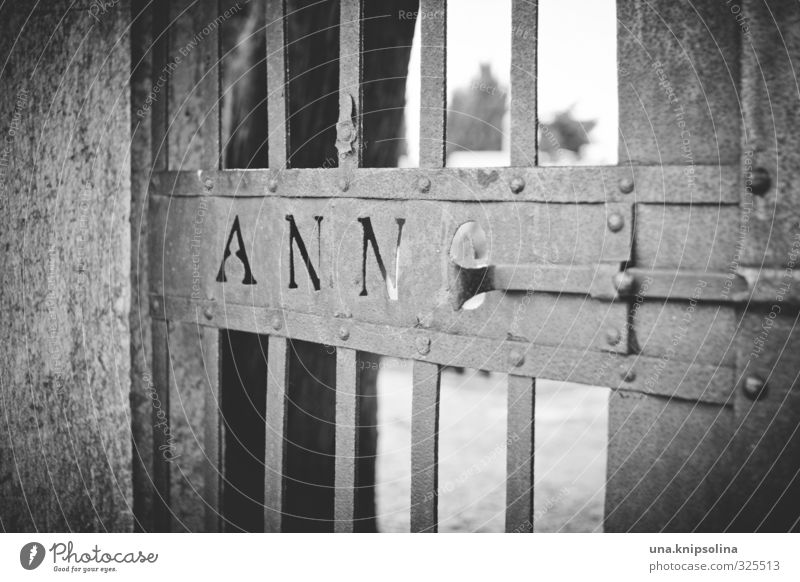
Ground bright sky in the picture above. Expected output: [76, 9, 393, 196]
[402, 0, 618, 166]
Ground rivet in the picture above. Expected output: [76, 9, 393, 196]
[203, 307, 213, 321]
[415, 336, 431, 355]
[338, 327, 350, 341]
[203, 177, 214, 191]
[618, 177, 634, 194]
[749, 167, 771, 196]
[605, 327, 621, 346]
[607, 213, 625, 233]
[418, 176, 431, 193]
[271, 315, 282, 331]
[510, 177, 525, 194]
[508, 349, 525, 367]
[338, 178, 349, 192]
[621, 367, 636, 382]
[743, 375, 767, 401]
[612, 271, 636, 296]
[152, 298, 160, 311]
[267, 178, 279, 193]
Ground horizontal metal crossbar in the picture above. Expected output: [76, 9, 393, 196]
[148, 165, 741, 204]
[149, 293, 737, 406]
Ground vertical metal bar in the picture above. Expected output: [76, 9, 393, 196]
[151, 0, 169, 171]
[266, 0, 288, 169]
[202, 328, 222, 532]
[506, 375, 535, 533]
[419, 0, 447, 168]
[510, 0, 537, 167]
[337, 0, 363, 172]
[410, 360, 441, 532]
[334, 348, 360, 533]
[151, 319, 171, 532]
[264, 335, 289, 532]
[198, 0, 221, 170]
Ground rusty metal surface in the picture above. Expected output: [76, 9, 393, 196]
[264, 335, 289, 532]
[506, 375, 535, 533]
[604, 391, 734, 532]
[510, 0, 537, 166]
[149, 194, 634, 355]
[334, 347, 359, 533]
[410, 360, 441, 533]
[152, 165, 740, 203]
[617, 0, 740, 166]
[202, 329, 222, 533]
[419, 0, 446, 168]
[740, 0, 800, 267]
[152, 295, 737, 405]
[266, 0, 288, 169]
[151, 319, 171, 532]
[338, 0, 362, 172]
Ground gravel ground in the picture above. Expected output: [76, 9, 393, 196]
[373, 360, 609, 532]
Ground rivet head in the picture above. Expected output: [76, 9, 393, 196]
[744, 375, 767, 401]
[267, 178, 279, 193]
[271, 315, 282, 331]
[510, 177, 525, 194]
[613, 271, 636, 296]
[203, 177, 214, 191]
[152, 298, 160, 311]
[508, 349, 525, 367]
[607, 213, 625, 232]
[621, 367, 636, 382]
[749, 167, 771, 196]
[203, 307, 213, 321]
[415, 336, 431, 355]
[338, 327, 350, 341]
[618, 177, 634, 194]
[418, 176, 431, 193]
[605, 327, 621, 346]
[338, 178, 349, 192]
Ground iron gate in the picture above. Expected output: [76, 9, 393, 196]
[146, 0, 800, 532]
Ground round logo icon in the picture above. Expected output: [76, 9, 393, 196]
[20, 542, 45, 570]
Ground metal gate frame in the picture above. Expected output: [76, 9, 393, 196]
[145, 0, 800, 532]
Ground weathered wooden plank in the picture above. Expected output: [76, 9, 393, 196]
[510, 0, 537, 167]
[506, 375, 535, 533]
[419, 0, 446, 168]
[411, 360, 441, 532]
[202, 329, 222, 532]
[338, 0, 362, 171]
[334, 348, 360, 532]
[266, 0, 288, 169]
[151, 165, 741, 204]
[151, 0, 169, 171]
[151, 319, 171, 532]
[155, 295, 738, 405]
[264, 335, 289, 532]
